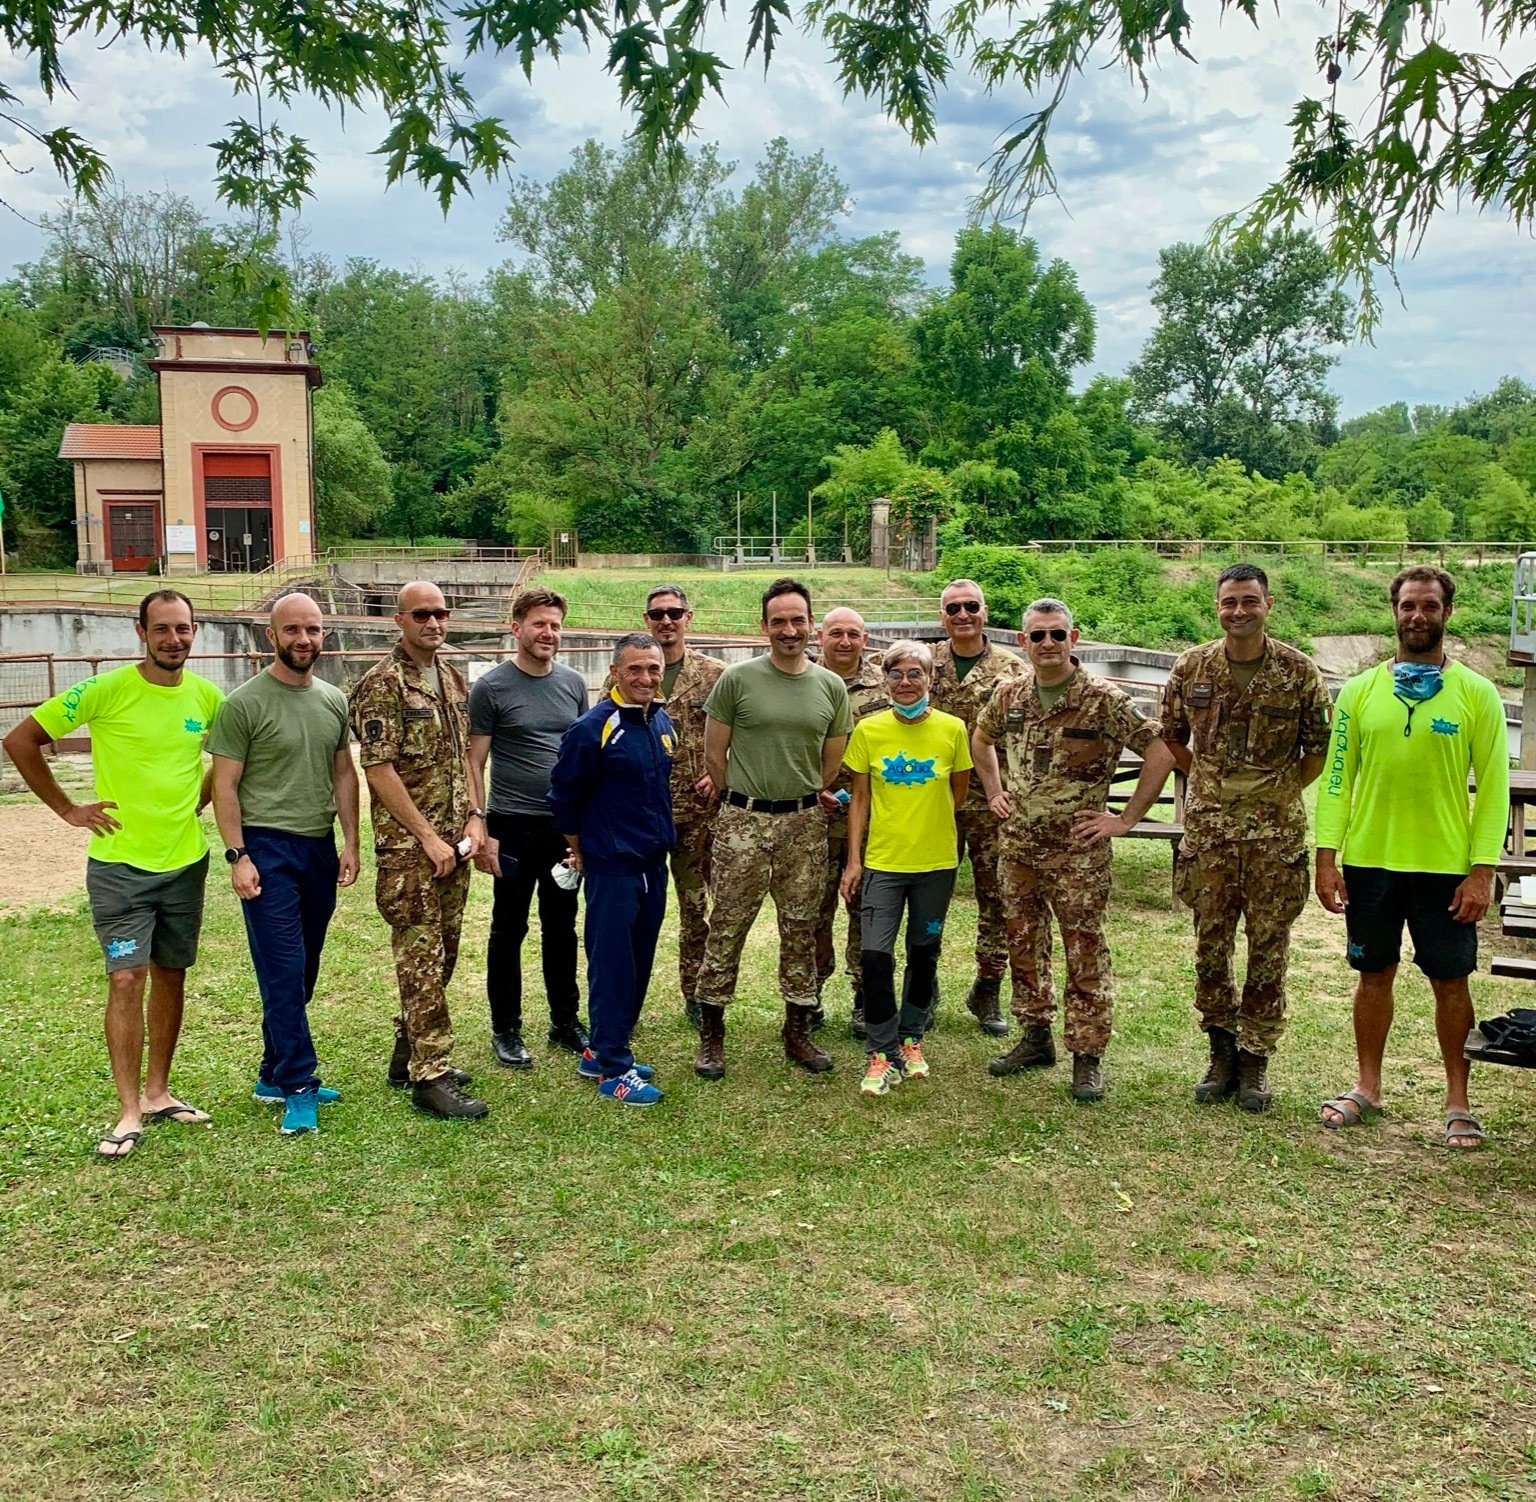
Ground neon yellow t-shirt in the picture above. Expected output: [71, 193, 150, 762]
[33, 663, 223, 872]
[844, 708, 972, 872]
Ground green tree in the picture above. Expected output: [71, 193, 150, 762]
[1131, 232, 1348, 478]
[1406, 491, 1454, 543]
[311, 383, 394, 541]
[1468, 464, 1536, 544]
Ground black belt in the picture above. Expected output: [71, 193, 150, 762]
[723, 789, 819, 815]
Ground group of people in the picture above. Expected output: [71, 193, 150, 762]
[3, 560, 1510, 1152]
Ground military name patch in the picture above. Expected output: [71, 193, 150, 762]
[1189, 682, 1215, 708]
[402, 707, 433, 721]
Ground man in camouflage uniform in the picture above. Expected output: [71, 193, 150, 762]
[1082, 563, 1331, 1111]
[693, 577, 852, 1079]
[607, 584, 724, 1026]
[812, 606, 887, 1037]
[974, 598, 1167, 1102]
[930, 577, 1026, 1036]
[350, 581, 489, 1119]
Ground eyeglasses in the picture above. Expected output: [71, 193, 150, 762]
[1027, 628, 1070, 643]
[408, 608, 451, 623]
[885, 667, 928, 683]
[645, 607, 688, 622]
[944, 600, 983, 616]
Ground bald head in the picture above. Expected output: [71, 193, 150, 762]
[397, 580, 445, 614]
[819, 605, 868, 677]
[394, 580, 449, 661]
[267, 590, 325, 677]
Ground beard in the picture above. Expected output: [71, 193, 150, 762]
[1397, 618, 1444, 655]
[276, 641, 320, 673]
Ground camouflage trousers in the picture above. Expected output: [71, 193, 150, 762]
[375, 852, 471, 1083]
[1001, 855, 1114, 1056]
[671, 816, 714, 1006]
[695, 802, 826, 1010]
[1174, 838, 1309, 1056]
[956, 805, 1008, 980]
[815, 821, 864, 995]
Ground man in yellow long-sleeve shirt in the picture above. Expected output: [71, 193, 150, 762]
[1314, 565, 1509, 1149]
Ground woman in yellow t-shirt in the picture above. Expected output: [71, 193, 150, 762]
[839, 640, 973, 1096]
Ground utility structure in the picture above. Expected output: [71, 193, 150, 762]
[58, 324, 322, 575]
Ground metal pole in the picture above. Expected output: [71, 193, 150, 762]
[771, 492, 778, 562]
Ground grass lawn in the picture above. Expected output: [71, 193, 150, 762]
[3, 826, 1536, 1500]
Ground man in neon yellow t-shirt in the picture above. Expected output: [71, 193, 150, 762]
[1314, 566, 1508, 1149]
[4, 590, 223, 1159]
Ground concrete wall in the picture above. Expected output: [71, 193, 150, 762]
[571, 553, 724, 571]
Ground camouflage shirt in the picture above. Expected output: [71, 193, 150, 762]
[604, 646, 724, 826]
[931, 638, 1027, 811]
[1160, 636, 1332, 851]
[978, 664, 1161, 867]
[828, 655, 890, 831]
[349, 643, 471, 854]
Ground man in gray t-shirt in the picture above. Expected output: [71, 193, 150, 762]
[468, 587, 590, 1068]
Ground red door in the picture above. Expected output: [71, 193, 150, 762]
[105, 502, 161, 571]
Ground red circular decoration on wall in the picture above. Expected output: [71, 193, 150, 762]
[211, 386, 259, 432]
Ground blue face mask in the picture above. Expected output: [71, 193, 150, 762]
[892, 694, 929, 721]
[1392, 661, 1444, 702]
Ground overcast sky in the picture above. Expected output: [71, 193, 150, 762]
[2, 7, 1533, 418]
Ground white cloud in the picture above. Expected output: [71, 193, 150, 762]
[2, 8, 1533, 414]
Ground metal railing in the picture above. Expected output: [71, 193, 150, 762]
[710, 535, 845, 566]
[1009, 538, 1530, 564]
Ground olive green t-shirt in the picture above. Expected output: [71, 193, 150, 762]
[1225, 656, 1262, 695]
[662, 658, 684, 698]
[704, 655, 853, 800]
[207, 670, 351, 837]
[1037, 676, 1070, 712]
[953, 650, 983, 683]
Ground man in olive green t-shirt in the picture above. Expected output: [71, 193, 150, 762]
[210, 592, 360, 1136]
[693, 577, 852, 1079]
[4, 590, 223, 1159]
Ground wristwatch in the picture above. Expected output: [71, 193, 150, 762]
[224, 846, 247, 864]
[467, 808, 485, 820]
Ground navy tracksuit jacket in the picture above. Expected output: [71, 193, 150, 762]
[547, 692, 676, 1077]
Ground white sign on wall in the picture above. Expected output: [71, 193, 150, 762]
[165, 524, 197, 553]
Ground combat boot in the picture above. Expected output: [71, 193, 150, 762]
[1071, 1053, 1104, 1103]
[684, 998, 702, 1031]
[965, 975, 1009, 1037]
[1194, 1027, 1240, 1104]
[849, 985, 867, 1041]
[988, 1024, 1056, 1076]
[412, 1073, 489, 1119]
[694, 1003, 726, 1080]
[782, 1004, 834, 1074]
[808, 1002, 827, 1032]
[1236, 1049, 1273, 1113]
[388, 1035, 471, 1090]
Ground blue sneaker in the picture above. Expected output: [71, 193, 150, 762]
[279, 1090, 319, 1134]
[597, 1069, 664, 1106]
[577, 1047, 654, 1082]
[255, 1082, 339, 1105]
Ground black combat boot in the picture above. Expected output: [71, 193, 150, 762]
[965, 975, 1009, 1037]
[388, 1035, 471, 1089]
[694, 1003, 726, 1079]
[782, 1004, 834, 1074]
[412, 1073, 489, 1119]
[1195, 1027, 1240, 1104]
[988, 1024, 1056, 1076]
[1236, 1049, 1273, 1113]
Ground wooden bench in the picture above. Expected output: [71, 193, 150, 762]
[1491, 955, 1536, 981]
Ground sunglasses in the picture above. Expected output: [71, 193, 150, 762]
[944, 600, 983, 616]
[408, 608, 451, 623]
[1027, 628, 1070, 643]
[645, 607, 688, 622]
[885, 667, 928, 683]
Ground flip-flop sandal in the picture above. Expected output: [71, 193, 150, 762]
[96, 1130, 142, 1160]
[145, 1101, 210, 1125]
[1320, 1088, 1382, 1129]
[1444, 1109, 1487, 1150]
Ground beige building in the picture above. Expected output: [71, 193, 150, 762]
[59, 324, 321, 574]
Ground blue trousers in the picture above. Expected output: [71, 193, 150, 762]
[241, 826, 339, 1095]
[585, 862, 668, 1079]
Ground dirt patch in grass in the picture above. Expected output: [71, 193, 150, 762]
[0, 799, 89, 910]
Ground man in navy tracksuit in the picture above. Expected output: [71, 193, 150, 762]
[547, 633, 676, 1105]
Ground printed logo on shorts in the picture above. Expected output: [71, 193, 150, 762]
[1430, 718, 1460, 736]
[880, 754, 936, 786]
[925, 918, 944, 936]
[106, 937, 139, 960]
[1347, 941, 1365, 959]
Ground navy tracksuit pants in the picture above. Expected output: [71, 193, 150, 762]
[241, 826, 339, 1095]
[585, 861, 668, 1079]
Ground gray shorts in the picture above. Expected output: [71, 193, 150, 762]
[86, 854, 209, 974]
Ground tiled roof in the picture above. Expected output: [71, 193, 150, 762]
[57, 424, 162, 461]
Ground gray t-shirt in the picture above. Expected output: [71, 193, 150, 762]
[207, 670, 350, 837]
[469, 660, 588, 816]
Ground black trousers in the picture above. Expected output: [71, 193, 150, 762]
[486, 811, 581, 1033]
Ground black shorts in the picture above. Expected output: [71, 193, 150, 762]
[1341, 865, 1477, 981]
